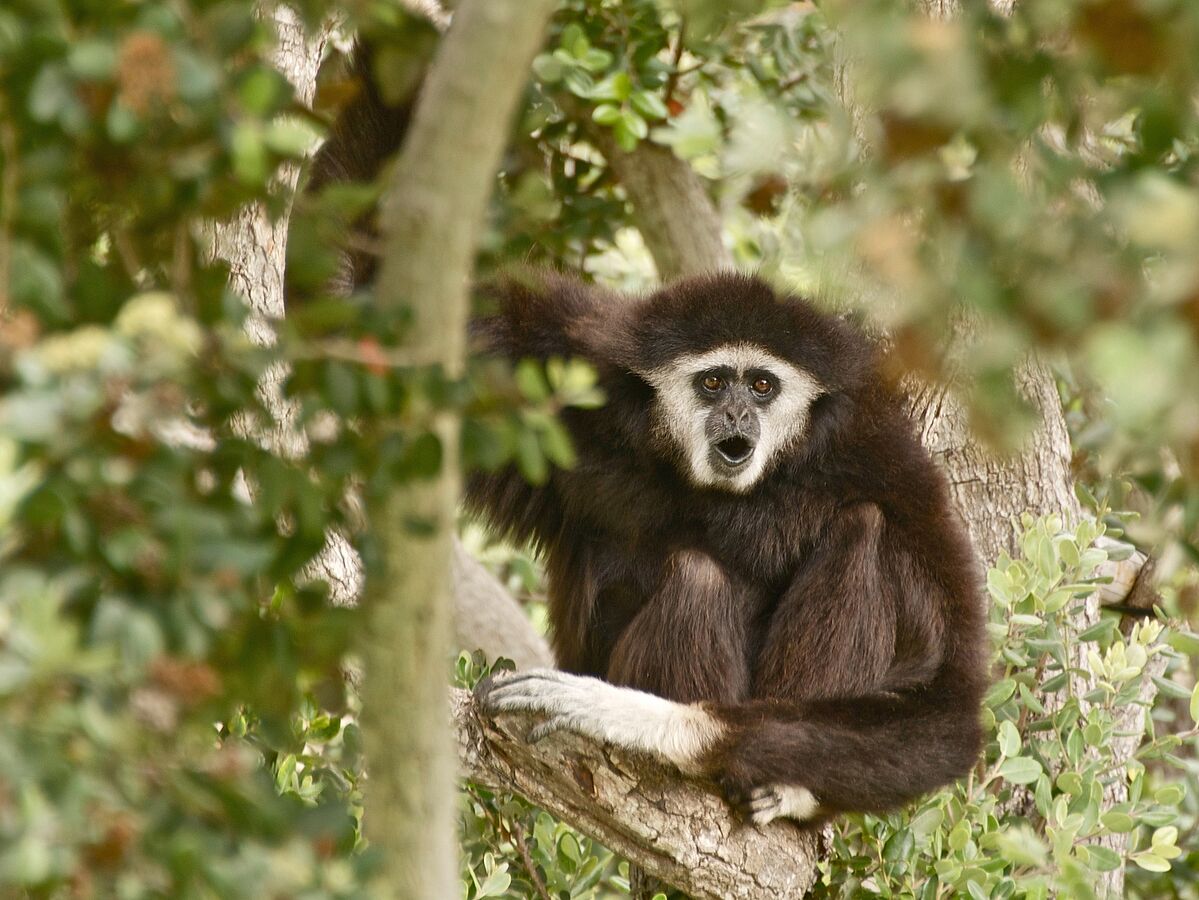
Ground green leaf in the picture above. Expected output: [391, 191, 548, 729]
[1190, 681, 1199, 725]
[998, 720, 1021, 757]
[882, 828, 914, 862]
[476, 869, 512, 897]
[592, 103, 622, 126]
[910, 807, 944, 839]
[998, 757, 1043, 784]
[1166, 629, 1199, 656]
[1100, 811, 1134, 833]
[1130, 851, 1171, 873]
[621, 109, 648, 140]
[1155, 784, 1185, 805]
[1077, 619, 1118, 643]
[1152, 825, 1179, 848]
[579, 48, 614, 73]
[630, 90, 669, 120]
[948, 821, 971, 852]
[539, 420, 577, 469]
[263, 117, 320, 157]
[67, 40, 117, 79]
[560, 24, 585, 55]
[515, 359, 550, 402]
[607, 71, 634, 101]
[532, 52, 565, 83]
[1086, 845, 1123, 871]
[1056, 772, 1083, 795]
[231, 121, 269, 185]
[985, 678, 1017, 707]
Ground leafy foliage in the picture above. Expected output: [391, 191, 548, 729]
[813, 515, 1199, 899]
[5, 0, 1199, 897]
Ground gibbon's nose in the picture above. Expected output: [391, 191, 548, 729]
[725, 406, 753, 430]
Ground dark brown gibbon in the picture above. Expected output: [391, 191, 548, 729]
[466, 272, 987, 824]
[302, 43, 988, 827]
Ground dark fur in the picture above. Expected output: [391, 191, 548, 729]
[306, 46, 988, 819]
[467, 272, 988, 817]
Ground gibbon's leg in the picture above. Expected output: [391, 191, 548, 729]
[708, 504, 982, 822]
[478, 510, 982, 824]
[606, 548, 752, 704]
[475, 549, 748, 776]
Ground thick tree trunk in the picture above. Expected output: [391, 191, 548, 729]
[357, 1, 557, 896]
[906, 358, 1080, 563]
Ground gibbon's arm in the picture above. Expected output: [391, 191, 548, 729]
[477, 503, 985, 823]
[464, 273, 629, 548]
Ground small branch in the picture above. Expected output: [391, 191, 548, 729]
[594, 132, 731, 280]
[662, 22, 689, 111]
[452, 687, 822, 900]
[509, 815, 553, 900]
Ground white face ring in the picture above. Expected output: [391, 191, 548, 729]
[640, 343, 823, 492]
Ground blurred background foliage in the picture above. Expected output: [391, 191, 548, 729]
[3, 0, 1199, 896]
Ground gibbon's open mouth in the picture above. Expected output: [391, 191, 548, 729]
[714, 435, 755, 466]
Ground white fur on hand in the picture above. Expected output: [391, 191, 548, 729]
[743, 784, 821, 826]
[475, 669, 723, 773]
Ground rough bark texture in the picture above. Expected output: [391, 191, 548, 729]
[357, 0, 557, 896]
[453, 688, 822, 900]
[906, 358, 1080, 564]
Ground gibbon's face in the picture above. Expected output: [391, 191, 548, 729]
[643, 342, 823, 492]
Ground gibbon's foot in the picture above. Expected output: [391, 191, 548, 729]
[720, 775, 821, 826]
[474, 669, 723, 773]
[743, 784, 821, 826]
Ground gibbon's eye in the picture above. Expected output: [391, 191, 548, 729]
[702, 374, 725, 393]
[751, 377, 774, 397]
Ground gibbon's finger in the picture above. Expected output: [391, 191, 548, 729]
[474, 671, 546, 707]
[746, 790, 784, 825]
[476, 678, 574, 716]
[475, 669, 565, 703]
[747, 788, 782, 810]
[526, 716, 571, 744]
[492, 668, 566, 687]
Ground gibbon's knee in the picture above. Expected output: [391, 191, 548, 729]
[606, 548, 751, 704]
[668, 548, 730, 598]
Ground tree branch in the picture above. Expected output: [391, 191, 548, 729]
[452, 688, 822, 900]
[594, 131, 732, 279]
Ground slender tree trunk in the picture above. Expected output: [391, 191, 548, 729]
[357, 1, 557, 896]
